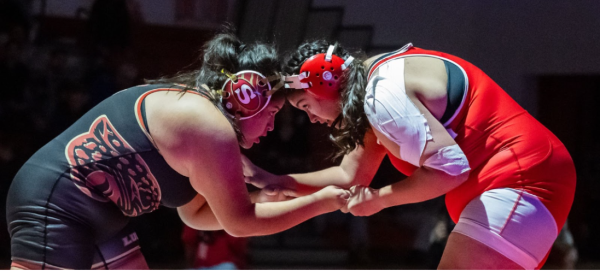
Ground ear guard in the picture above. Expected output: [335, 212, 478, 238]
[220, 70, 278, 120]
[284, 45, 354, 100]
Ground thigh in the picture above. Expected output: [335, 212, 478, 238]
[8, 176, 129, 269]
[91, 225, 149, 270]
[438, 232, 523, 270]
[10, 214, 97, 269]
[93, 249, 149, 270]
[440, 188, 558, 270]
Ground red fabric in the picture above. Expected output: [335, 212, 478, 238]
[181, 226, 248, 269]
[373, 47, 576, 236]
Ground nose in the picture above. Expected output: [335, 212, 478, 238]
[267, 116, 275, 131]
[307, 112, 318, 123]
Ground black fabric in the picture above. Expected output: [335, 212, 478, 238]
[439, 60, 466, 125]
[6, 84, 197, 268]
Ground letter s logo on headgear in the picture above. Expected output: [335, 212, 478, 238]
[221, 70, 273, 120]
[235, 84, 257, 105]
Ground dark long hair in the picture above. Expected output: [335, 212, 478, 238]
[147, 27, 281, 142]
[283, 40, 369, 158]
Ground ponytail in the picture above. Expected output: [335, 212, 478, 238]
[332, 55, 369, 159]
[146, 26, 282, 143]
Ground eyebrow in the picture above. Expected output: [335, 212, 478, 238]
[295, 98, 305, 108]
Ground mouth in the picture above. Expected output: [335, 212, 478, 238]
[315, 118, 331, 126]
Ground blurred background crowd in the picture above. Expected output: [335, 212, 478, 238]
[0, 0, 599, 269]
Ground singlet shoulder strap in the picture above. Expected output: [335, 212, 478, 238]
[135, 84, 212, 151]
[367, 43, 414, 80]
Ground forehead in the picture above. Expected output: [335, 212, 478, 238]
[267, 93, 285, 108]
[286, 89, 313, 104]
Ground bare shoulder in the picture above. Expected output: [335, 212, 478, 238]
[403, 56, 447, 94]
[144, 91, 237, 175]
[403, 56, 448, 120]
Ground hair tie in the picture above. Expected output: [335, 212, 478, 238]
[221, 69, 238, 83]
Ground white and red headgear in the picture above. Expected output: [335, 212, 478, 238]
[284, 45, 354, 100]
[221, 70, 276, 120]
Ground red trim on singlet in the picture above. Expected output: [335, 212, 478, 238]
[134, 88, 208, 135]
[368, 51, 410, 80]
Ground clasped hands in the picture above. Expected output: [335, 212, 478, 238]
[259, 184, 384, 216]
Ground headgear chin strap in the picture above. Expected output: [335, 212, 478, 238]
[284, 45, 354, 100]
[220, 70, 278, 120]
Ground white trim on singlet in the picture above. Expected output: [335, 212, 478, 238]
[90, 246, 141, 269]
[369, 53, 469, 128]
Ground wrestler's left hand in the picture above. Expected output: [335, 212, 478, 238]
[241, 154, 285, 189]
[343, 185, 385, 216]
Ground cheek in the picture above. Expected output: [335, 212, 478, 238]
[240, 118, 266, 137]
[318, 100, 340, 119]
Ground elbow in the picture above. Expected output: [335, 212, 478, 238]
[441, 167, 470, 190]
[222, 223, 257, 238]
[421, 165, 470, 191]
[452, 169, 470, 186]
[336, 167, 357, 188]
[224, 228, 250, 238]
[422, 144, 471, 189]
[220, 214, 260, 237]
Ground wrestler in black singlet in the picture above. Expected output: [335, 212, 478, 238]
[6, 84, 198, 269]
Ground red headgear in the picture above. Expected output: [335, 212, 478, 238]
[221, 70, 273, 120]
[284, 45, 354, 100]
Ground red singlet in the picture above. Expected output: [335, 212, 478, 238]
[368, 46, 576, 231]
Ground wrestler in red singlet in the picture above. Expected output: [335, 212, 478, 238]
[370, 45, 576, 242]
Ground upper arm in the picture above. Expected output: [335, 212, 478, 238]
[151, 101, 253, 234]
[183, 120, 253, 233]
[364, 74, 457, 168]
[407, 93, 458, 165]
[403, 57, 458, 164]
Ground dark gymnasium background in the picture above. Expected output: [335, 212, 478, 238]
[1, 0, 599, 269]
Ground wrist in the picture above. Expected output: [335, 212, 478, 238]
[280, 175, 297, 190]
[309, 189, 336, 213]
[375, 186, 392, 209]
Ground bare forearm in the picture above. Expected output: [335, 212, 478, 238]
[283, 142, 385, 196]
[181, 190, 283, 231]
[378, 167, 468, 207]
[285, 167, 352, 196]
[229, 194, 336, 237]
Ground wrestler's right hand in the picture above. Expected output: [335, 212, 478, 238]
[313, 185, 351, 212]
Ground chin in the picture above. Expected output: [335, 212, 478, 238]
[239, 140, 254, 149]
